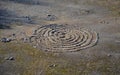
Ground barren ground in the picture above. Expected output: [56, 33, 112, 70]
[0, 0, 120, 75]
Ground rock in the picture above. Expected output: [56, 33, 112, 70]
[12, 33, 16, 36]
[49, 64, 57, 67]
[100, 20, 106, 24]
[23, 38, 28, 42]
[46, 14, 57, 21]
[107, 54, 112, 57]
[1, 38, 12, 43]
[5, 56, 14, 60]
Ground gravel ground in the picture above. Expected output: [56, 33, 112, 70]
[0, 0, 120, 75]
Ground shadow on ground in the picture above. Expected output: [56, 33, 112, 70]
[1, 0, 50, 6]
[0, 8, 35, 29]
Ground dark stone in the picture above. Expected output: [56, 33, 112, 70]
[12, 33, 16, 36]
[1, 38, 12, 43]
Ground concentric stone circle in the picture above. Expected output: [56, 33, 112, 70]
[30, 24, 98, 52]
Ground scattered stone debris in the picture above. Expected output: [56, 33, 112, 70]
[46, 14, 57, 21]
[1, 38, 12, 43]
[5, 56, 15, 61]
[49, 64, 57, 68]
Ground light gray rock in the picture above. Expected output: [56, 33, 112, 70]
[5, 56, 15, 60]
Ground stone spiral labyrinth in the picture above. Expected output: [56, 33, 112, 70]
[30, 24, 98, 52]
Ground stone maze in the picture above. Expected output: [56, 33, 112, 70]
[29, 24, 98, 52]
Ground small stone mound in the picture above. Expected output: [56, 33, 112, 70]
[46, 14, 57, 21]
[30, 24, 98, 52]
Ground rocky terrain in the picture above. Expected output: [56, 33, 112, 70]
[0, 0, 120, 75]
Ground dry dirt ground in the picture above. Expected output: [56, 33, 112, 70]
[0, 0, 120, 75]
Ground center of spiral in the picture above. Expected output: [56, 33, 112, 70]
[58, 32, 66, 38]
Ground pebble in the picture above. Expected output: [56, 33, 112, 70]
[107, 54, 112, 57]
[12, 33, 16, 36]
[49, 64, 57, 67]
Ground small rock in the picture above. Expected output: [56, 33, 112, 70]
[12, 33, 16, 36]
[46, 14, 57, 21]
[107, 54, 112, 57]
[49, 64, 57, 67]
[100, 20, 106, 24]
[1, 38, 12, 43]
[5, 57, 14, 60]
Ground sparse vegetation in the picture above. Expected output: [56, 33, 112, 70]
[0, 42, 120, 75]
[89, 0, 120, 16]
